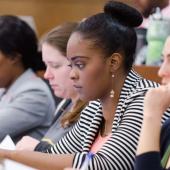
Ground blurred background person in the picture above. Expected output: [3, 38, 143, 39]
[134, 0, 170, 65]
[0, 15, 56, 143]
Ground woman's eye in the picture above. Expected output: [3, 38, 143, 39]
[51, 64, 60, 69]
[75, 63, 85, 69]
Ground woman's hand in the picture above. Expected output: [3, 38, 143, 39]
[137, 84, 170, 155]
[143, 84, 170, 119]
[16, 136, 39, 151]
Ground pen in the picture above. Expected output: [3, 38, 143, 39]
[80, 152, 94, 170]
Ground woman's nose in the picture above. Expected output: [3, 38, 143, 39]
[69, 68, 78, 80]
[44, 67, 53, 80]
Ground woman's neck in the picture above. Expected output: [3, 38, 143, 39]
[100, 70, 127, 136]
[6, 65, 26, 90]
[100, 97, 117, 136]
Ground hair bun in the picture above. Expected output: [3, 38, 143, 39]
[104, 1, 143, 27]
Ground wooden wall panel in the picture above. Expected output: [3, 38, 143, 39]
[0, 0, 133, 37]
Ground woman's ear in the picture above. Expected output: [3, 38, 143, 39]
[109, 53, 122, 72]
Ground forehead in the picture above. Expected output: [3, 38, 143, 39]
[42, 43, 66, 61]
[68, 32, 92, 49]
[136, 0, 152, 4]
[67, 32, 101, 57]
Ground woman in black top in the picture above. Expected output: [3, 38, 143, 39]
[135, 36, 170, 170]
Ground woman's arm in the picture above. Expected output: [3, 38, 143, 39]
[0, 149, 74, 170]
[136, 112, 161, 154]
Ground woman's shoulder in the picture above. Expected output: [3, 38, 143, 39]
[81, 100, 101, 114]
[137, 78, 159, 89]
[124, 70, 159, 98]
[79, 100, 101, 118]
[131, 69, 159, 91]
[18, 69, 53, 94]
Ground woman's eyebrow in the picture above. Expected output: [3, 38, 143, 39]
[70, 56, 89, 61]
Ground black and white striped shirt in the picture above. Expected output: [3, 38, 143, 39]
[47, 70, 170, 170]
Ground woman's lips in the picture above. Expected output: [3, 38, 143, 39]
[161, 79, 169, 85]
[50, 84, 59, 90]
[73, 85, 82, 89]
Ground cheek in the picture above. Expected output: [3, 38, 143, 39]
[158, 62, 170, 81]
[0, 68, 10, 79]
[56, 69, 70, 83]
[81, 69, 97, 84]
[81, 67, 107, 91]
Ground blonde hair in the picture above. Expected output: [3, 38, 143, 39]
[61, 99, 87, 127]
[40, 22, 78, 56]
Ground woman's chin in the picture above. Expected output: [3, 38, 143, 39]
[54, 91, 63, 98]
[79, 94, 96, 102]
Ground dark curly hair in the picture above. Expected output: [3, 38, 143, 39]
[0, 15, 45, 71]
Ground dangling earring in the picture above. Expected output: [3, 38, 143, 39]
[110, 74, 115, 98]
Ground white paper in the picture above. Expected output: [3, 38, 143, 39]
[0, 135, 36, 170]
[0, 135, 15, 150]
